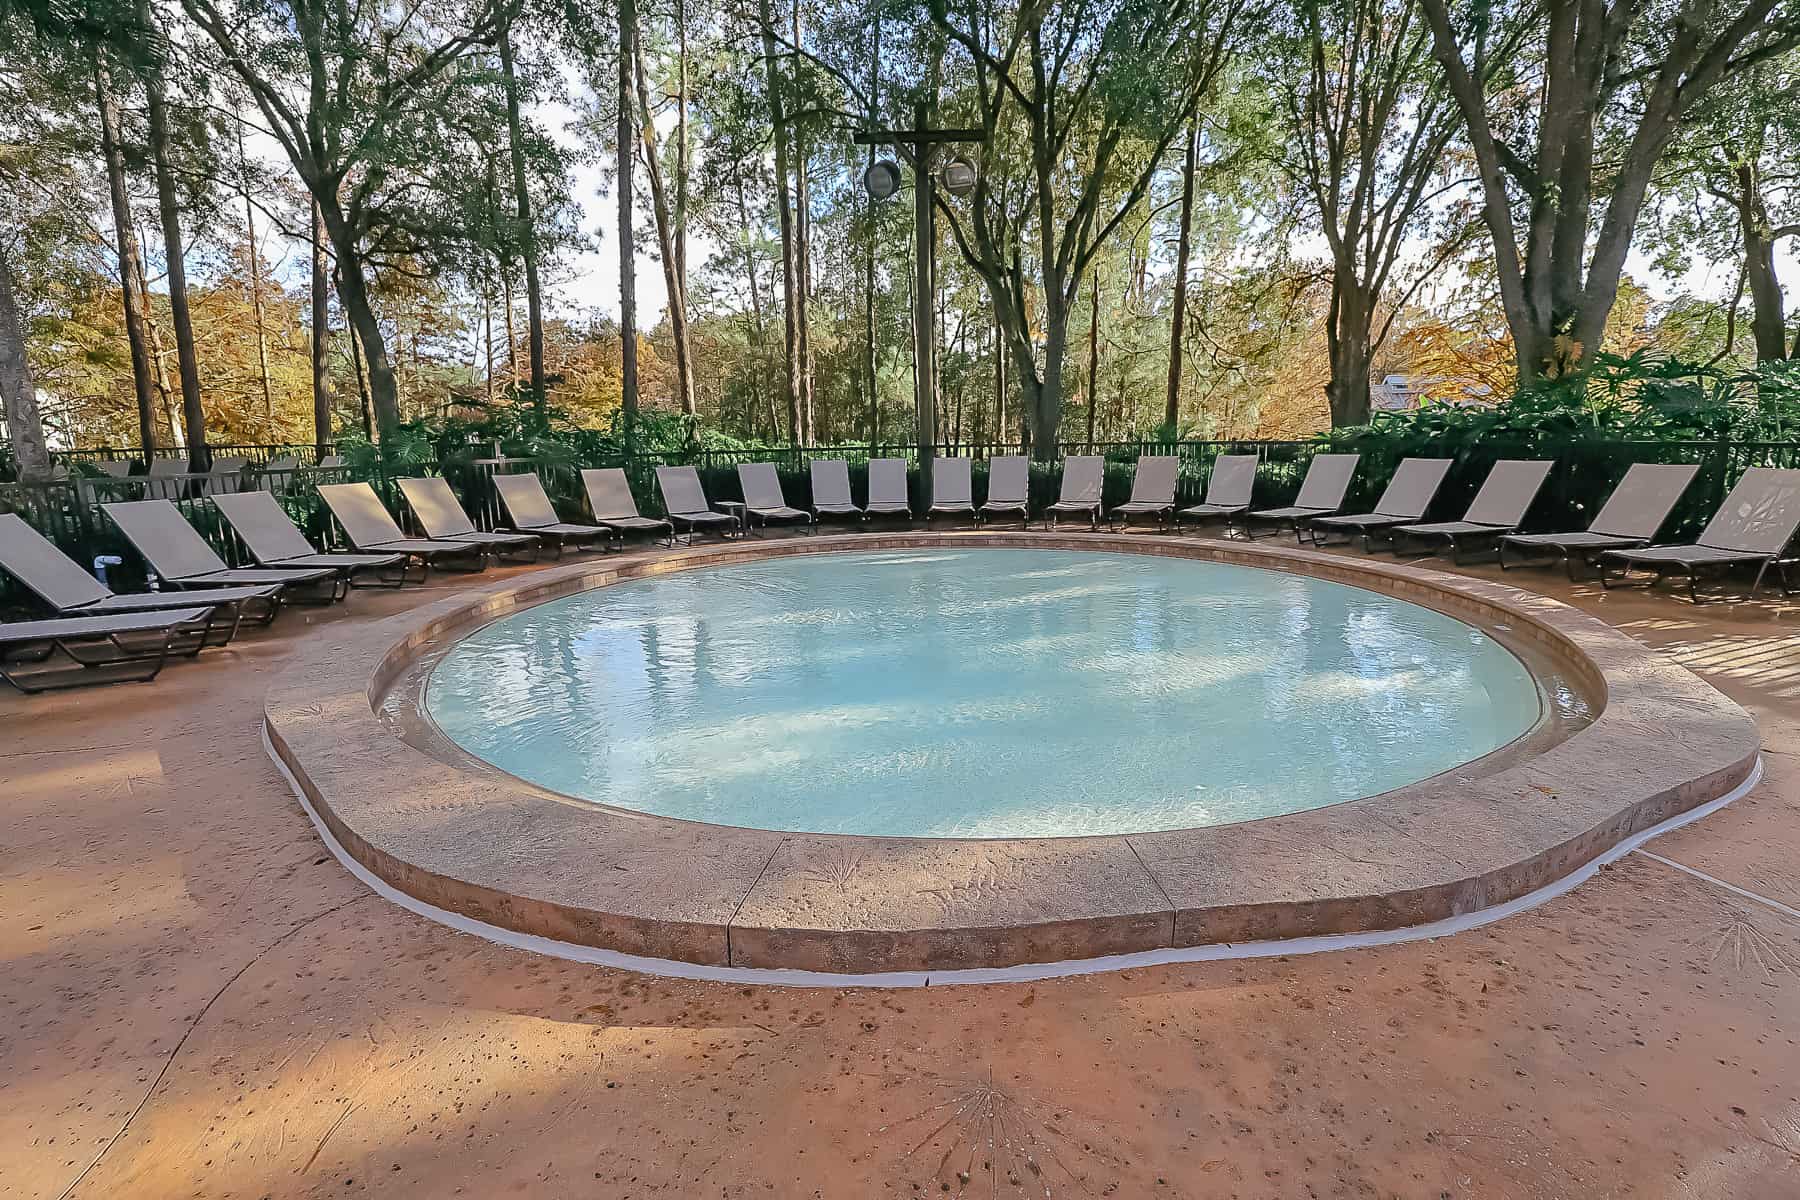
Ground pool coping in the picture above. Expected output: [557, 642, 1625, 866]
[264, 532, 1761, 974]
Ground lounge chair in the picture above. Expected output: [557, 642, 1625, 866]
[1044, 455, 1104, 530]
[1304, 457, 1454, 551]
[978, 455, 1030, 526]
[1499, 463, 1700, 579]
[317, 482, 490, 573]
[210, 490, 412, 586]
[809, 459, 864, 524]
[865, 458, 913, 519]
[1599, 466, 1800, 602]
[925, 457, 976, 526]
[1106, 455, 1180, 530]
[654, 466, 740, 542]
[103, 499, 345, 603]
[1176, 454, 1258, 530]
[1389, 459, 1554, 563]
[316, 455, 346, 469]
[580, 468, 674, 547]
[397, 477, 541, 562]
[737, 462, 816, 533]
[1243, 453, 1361, 539]
[204, 456, 250, 495]
[0, 511, 267, 636]
[0, 607, 216, 693]
[491, 472, 611, 556]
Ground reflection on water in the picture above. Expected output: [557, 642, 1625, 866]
[425, 549, 1542, 838]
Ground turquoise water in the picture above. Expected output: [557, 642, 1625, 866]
[424, 549, 1541, 838]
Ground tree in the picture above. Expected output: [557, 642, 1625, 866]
[1278, 0, 1466, 426]
[93, 56, 158, 456]
[0, 243, 53, 479]
[619, 0, 640, 421]
[496, 6, 548, 416]
[182, 0, 509, 437]
[931, 0, 1257, 456]
[1420, 0, 1800, 381]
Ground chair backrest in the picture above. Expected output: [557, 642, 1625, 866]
[1292, 453, 1360, 511]
[1127, 455, 1179, 505]
[1462, 459, 1553, 527]
[0, 512, 113, 608]
[103, 499, 230, 580]
[986, 455, 1029, 505]
[737, 462, 789, 510]
[317, 455, 346, 469]
[492, 472, 560, 529]
[148, 458, 186, 477]
[211, 490, 319, 561]
[867, 458, 909, 507]
[809, 459, 853, 507]
[397, 476, 477, 537]
[1371, 458, 1454, 518]
[932, 457, 973, 506]
[655, 465, 711, 515]
[318, 482, 409, 547]
[1057, 455, 1104, 505]
[581, 468, 644, 522]
[262, 455, 299, 473]
[1588, 463, 1701, 540]
[211, 456, 249, 475]
[97, 459, 135, 479]
[1698, 467, 1800, 555]
[1203, 454, 1258, 506]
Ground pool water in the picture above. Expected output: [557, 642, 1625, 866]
[424, 549, 1542, 838]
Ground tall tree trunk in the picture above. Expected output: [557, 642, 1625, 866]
[137, 0, 208, 470]
[1085, 271, 1100, 446]
[618, 0, 639, 421]
[1165, 117, 1197, 431]
[497, 13, 548, 419]
[501, 267, 518, 382]
[795, 132, 815, 443]
[634, 41, 697, 415]
[239, 125, 274, 422]
[758, 0, 801, 442]
[675, 0, 689, 285]
[993, 309, 1006, 447]
[734, 174, 776, 438]
[341, 272, 374, 439]
[310, 201, 333, 453]
[0, 244, 53, 481]
[315, 193, 400, 435]
[95, 59, 158, 460]
[1735, 161, 1789, 363]
[1325, 268, 1374, 426]
[133, 247, 180, 447]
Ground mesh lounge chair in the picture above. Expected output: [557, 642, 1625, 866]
[103, 499, 344, 603]
[925, 457, 976, 526]
[0, 512, 265, 638]
[655, 466, 741, 542]
[1176, 454, 1258, 530]
[1500, 463, 1700, 579]
[978, 456, 1030, 526]
[809, 459, 864, 524]
[1390, 459, 1554, 563]
[0, 607, 215, 693]
[1305, 457, 1454, 551]
[210, 490, 412, 586]
[1107, 455, 1180, 530]
[580, 468, 673, 548]
[1243, 453, 1361, 539]
[865, 458, 913, 519]
[317, 482, 490, 574]
[204, 456, 250, 496]
[398, 477, 541, 562]
[491, 472, 610, 557]
[737, 462, 816, 533]
[1599, 466, 1800, 602]
[1045, 455, 1104, 530]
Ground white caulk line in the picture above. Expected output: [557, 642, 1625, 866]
[1634, 850, 1800, 922]
[265, 725, 1763, 989]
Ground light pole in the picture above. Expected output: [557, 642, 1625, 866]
[854, 107, 980, 497]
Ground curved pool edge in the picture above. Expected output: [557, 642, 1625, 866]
[264, 531, 1762, 976]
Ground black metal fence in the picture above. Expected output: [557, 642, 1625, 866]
[6, 435, 1800, 610]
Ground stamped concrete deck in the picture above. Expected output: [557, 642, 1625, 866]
[4, 536, 1800, 1197]
[269, 532, 1757, 974]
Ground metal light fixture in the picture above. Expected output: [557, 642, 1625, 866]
[940, 155, 977, 197]
[863, 159, 902, 201]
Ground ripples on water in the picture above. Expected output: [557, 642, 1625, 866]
[425, 549, 1542, 838]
